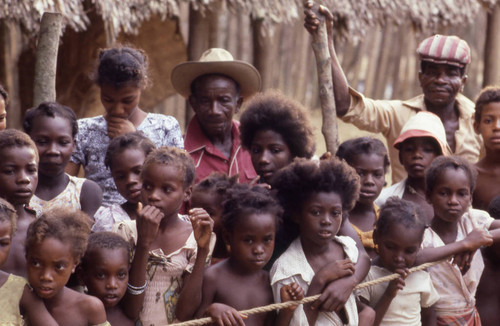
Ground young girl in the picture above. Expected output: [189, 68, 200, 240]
[23, 101, 102, 218]
[336, 137, 389, 258]
[375, 112, 450, 224]
[92, 131, 155, 232]
[67, 46, 184, 206]
[0, 129, 38, 277]
[190, 172, 238, 263]
[271, 158, 372, 325]
[239, 89, 316, 185]
[423, 155, 500, 324]
[113, 146, 215, 325]
[80, 232, 136, 325]
[0, 83, 7, 130]
[190, 184, 304, 326]
[358, 197, 439, 325]
[25, 207, 108, 325]
[0, 198, 58, 325]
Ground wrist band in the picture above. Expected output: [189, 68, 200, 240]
[127, 281, 148, 295]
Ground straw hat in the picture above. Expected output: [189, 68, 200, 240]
[171, 48, 261, 98]
[393, 111, 452, 156]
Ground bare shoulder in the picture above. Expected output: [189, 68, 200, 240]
[74, 291, 107, 324]
[81, 179, 102, 196]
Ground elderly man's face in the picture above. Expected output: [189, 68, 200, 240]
[418, 62, 467, 108]
[189, 75, 242, 140]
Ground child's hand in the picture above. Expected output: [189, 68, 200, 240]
[136, 203, 164, 249]
[319, 258, 355, 283]
[189, 208, 214, 250]
[106, 116, 136, 138]
[205, 303, 247, 326]
[383, 268, 408, 299]
[462, 228, 493, 251]
[452, 250, 474, 274]
[280, 283, 305, 312]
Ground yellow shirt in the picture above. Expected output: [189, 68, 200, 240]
[341, 88, 482, 183]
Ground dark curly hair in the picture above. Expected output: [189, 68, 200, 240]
[336, 137, 390, 172]
[25, 208, 92, 262]
[105, 131, 155, 169]
[94, 46, 149, 89]
[0, 197, 17, 235]
[23, 102, 78, 138]
[374, 197, 426, 242]
[142, 146, 196, 188]
[222, 184, 283, 233]
[81, 232, 131, 271]
[0, 129, 38, 161]
[193, 172, 238, 197]
[425, 155, 477, 195]
[239, 90, 315, 159]
[474, 86, 500, 124]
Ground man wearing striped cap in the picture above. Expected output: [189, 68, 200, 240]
[305, 7, 482, 184]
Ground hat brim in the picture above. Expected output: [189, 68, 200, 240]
[394, 130, 452, 156]
[171, 60, 261, 98]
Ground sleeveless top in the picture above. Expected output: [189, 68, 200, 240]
[0, 274, 27, 325]
[30, 174, 85, 216]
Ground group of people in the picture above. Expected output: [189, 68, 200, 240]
[1, 2, 500, 325]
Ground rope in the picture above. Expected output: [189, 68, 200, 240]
[170, 259, 446, 326]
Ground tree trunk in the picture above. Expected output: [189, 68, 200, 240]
[252, 18, 275, 91]
[33, 12, 62, 106]
[483, 4, 500, 87]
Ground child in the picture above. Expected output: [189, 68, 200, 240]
[93, 131, 155, 232]
[0, 83, 7, 130]
[191, 184, 304, 325]
[473, 86, 500, 210]
[80, 232, 135, 325]
[239, 89, 316, 185]
[25, 207, 108, 325]
[336, 137, 389, 258]
[113, 146, 215, 325]
[0, 129, 38, 277]
[67, 46, 184, 206]
[423, 155, 500, 324]
[0, 198, 58, 325]
[375, 111, 451, 224]
[23, 101, 102, 218]
[190, 172, 238, 263]
[271, 158, 373, 325]
[358, 197, 439, 325]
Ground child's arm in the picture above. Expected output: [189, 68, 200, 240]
[19, 285, 59, 326]
[372, 268, 408, 326]
[275, 282, 304, 326]
[421, 306, 437, 326]
[176, 208, 214, 321]
[80, 179, 102, 219]
[357, 300, 376, 326]
[121, 204, 164, 320]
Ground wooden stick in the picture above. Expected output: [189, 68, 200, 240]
[33, 12, 62, 106]
[305, 1, 339, 154]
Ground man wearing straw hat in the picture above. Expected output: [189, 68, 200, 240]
[304, 3, 482, 184]
[171, 48, 260, 184]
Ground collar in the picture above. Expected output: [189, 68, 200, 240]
[402, 93, 474, 119]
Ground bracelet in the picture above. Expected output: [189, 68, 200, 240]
[127, 281, 148, 295]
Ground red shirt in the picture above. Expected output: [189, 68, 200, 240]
[184, 117, 257, 184]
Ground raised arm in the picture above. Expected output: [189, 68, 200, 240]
[304, 1, 350, 116]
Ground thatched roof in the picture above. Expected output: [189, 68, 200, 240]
[0, 0, 498, 40]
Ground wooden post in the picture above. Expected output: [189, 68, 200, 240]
[305, 2, 339, 154]
[484, 4, 500, 87]
[33, 12, 62, 106]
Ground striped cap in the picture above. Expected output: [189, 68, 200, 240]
[417, 34, 471, 68]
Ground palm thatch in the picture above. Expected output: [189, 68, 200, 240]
[1, 0, 497, 40]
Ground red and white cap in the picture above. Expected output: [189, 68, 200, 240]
[417, 34, 471, 68]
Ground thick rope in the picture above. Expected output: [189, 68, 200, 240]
[170, 259, 446, 326]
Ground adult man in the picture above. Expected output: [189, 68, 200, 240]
[305, 4, 482, 183]
[171, 48, 260, 184]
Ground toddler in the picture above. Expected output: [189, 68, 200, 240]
[358, 197, 439, 325]
[68, 46, 183, 206]
[113, 146, 215, 325]
[93, 131, 155, 231]
[0, 129, 38, 277]
[23, 101, 102, 218]
[337, 137, 389, 258]
[25, 207, 108, 325]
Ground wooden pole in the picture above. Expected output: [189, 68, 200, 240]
[305, 2, 338, 154]
[483, 4, 500, 87]
[33, 12, 62, 106]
